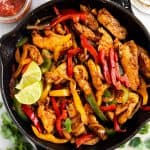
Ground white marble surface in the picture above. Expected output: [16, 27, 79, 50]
[0, 0, 149, 150]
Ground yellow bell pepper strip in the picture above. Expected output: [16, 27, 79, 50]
[70, 81, 88, 125]
[137, 78, 148, 105]
[49, 89, 70, 97]
[86, 94, 107, 121]
[121, 86, 129, 104]
[32, 126, 68, 144]
[39, 83, 52, 102]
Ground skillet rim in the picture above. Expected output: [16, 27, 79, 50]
[0, 0, 150, 149]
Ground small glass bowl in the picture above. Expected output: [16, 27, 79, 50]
[0, 0, 32, 23]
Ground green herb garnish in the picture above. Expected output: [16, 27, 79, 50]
[103, 90, 111, 98]
[0, 112, 33, 150]
[129, 137, 142, 148]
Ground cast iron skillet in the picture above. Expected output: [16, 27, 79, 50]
[0, 0, 150, 149]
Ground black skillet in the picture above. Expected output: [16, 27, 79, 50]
[0, 0, 150, 150]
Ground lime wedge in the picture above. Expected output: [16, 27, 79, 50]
[15, 81, 43, 104]
[16, 61, 41, 90]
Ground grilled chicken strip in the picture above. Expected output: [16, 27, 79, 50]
[138, 46, 150, 79]
[44, 63, 67, 84]
[97, 8, 127, 40]
[38, 105, 56, 133]
[73, 23, 99, 41]
[98, 27, 113, 55]
[118, 92, 139, 124]
[80, 4, 99, 31]
[88, 115, 107, 140]
[119, 40, 140, 91]
[23, 44, 43, 65]
[32, 30, 72, 61]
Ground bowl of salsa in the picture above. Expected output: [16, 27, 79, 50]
[0, 0, 32, 23]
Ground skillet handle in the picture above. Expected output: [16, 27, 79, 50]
[110, 0, 133, 13]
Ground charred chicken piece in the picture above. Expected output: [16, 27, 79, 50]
[118, 92, 139, 124]
[80, 4, 99, 31]
[88, 115, 107, 140]
[138, 46, 150, 79]
[73, 23, 99, 41]
[32, 30, 72, 61]
[38, 105, 56, 133]
[98, 27, 113, 55]
[23, 44, 43, 65]
[44, 63, 67, 84]
[119, 40, 140, 91]
[97, 8, 127, 40]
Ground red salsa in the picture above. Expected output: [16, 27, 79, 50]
[0, 0, 26, 17]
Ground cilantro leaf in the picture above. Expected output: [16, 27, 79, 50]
[139, 123, 149, 135]
[144, 138, 150, 149]
[129, 137, 142, 148]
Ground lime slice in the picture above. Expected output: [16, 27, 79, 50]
[15, 81, 43, 104]
[16, 61, 41, 90]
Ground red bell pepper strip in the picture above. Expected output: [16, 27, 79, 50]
[114, 51, 130, 88]
[67, 48, 81, 77]
[98, 49, 111, 84]
[100, 104, 116, 112]
[53, 6, 70, 33]
[56, 110, 67, 136]
[141, 106, 150, 111]
[22, 104, 43, 133]
[75, 134, 93, 148]
[80, 34, 99, 63]
[109, 48, 121, 90]
[67, 54, 73, 78]
[51, 97, 61, 117]
[113, 115, 126, 133]
[61, 100, 68, 110]
[68, 48, 81, 56]
[50, 12, 87, 28]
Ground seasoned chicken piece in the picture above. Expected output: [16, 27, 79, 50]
[119, 40, 140, 91]
[87, 59, 107, 105]
[98, 27, 113, 55]
[114, 38, 122, 51]
[88, 115, 107, 140]
[23, 44, 43, 65]
[118, 92, 139, 124]
[87, 59, 102, 90]
[80, 4, 99, 31]
[115, 104, 128, 115]
[72, 114, 86, 136]
[55, 24, 66, 35]
[74, 65, 92, 96]
[38, 105, 56, 133]
[67, 102, 78, 118]
[97, 8, 127, 40]
[138, 46, 150, 78]
[73, 23, 99, 41]
[32, 31, 72, 61]
[44, 63, 67, 84]
[106, 111, 114, 121]
[84, 137, 100, 145]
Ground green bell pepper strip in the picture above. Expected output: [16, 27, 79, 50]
[86, 94, 107, 121]
[40, 49, 52, 73]
[16, 37, 28, 48]
[13, 98, 28, 121]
